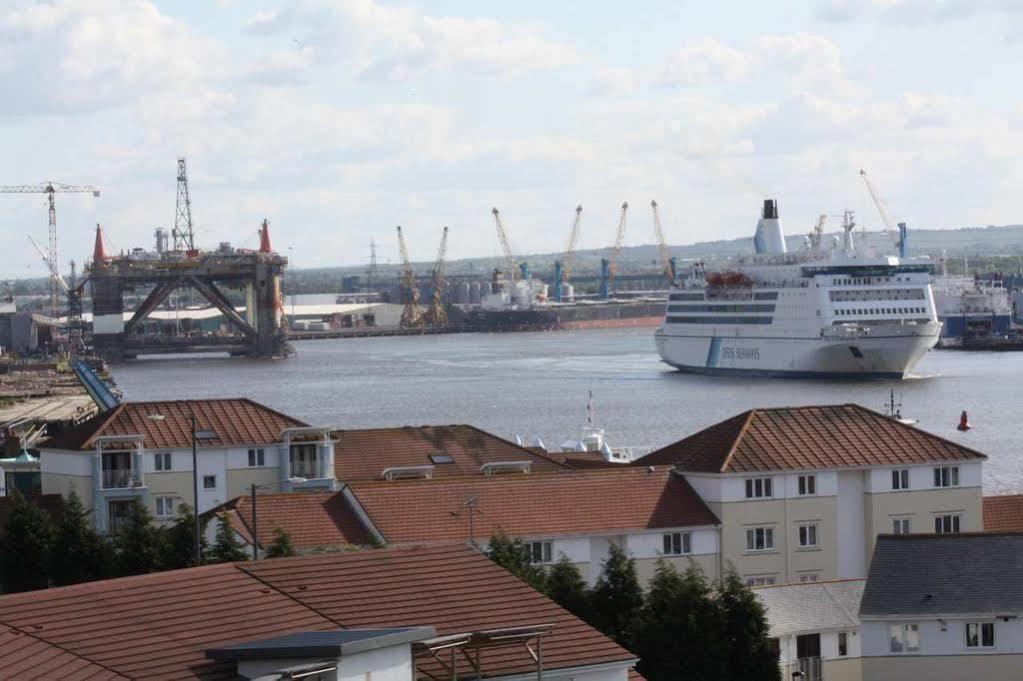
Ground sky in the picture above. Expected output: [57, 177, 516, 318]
[2, 0, 1023, 278]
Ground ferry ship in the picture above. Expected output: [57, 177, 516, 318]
[655, 200, 941, 378]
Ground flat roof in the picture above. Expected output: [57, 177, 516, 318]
[206, 627, 435, 661]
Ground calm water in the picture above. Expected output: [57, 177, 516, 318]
[112, 328, 1023, 493]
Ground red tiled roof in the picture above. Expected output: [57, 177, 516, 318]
[0, 545, 634, 680]
[983, 494, 1023, 532]
[0, 626, 128, 680]
[43, 399, 308, 451]
[214, 491, 370, 550]
[349, 467, 718, 544]
[332, 424, 569, 481]
[635, 404, 987, 473]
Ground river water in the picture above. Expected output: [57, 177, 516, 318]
[111, 328, 1023, 493]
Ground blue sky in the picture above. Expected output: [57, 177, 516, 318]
[2, 0, 1022, 278]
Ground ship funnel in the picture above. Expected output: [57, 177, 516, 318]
[753, 198, 787, 255]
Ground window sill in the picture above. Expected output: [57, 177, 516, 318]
[743, 549, 779, 555]
[796, 546, 822, 552]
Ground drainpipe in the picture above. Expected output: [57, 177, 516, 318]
[783, 475, 790, 584]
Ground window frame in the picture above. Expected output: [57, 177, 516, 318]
[797, 474, 816, 496]
[744, 476, 774, 499]
[526, 540, 553, 565]
[744, 575, 777, 587]
[154, 452, 172, 472]
[662, 531, 692, 556]
[797, 523, 818, 548]
[838, 631, 848, 657]
[202, 474, 217, 490]
[934, 514, 961, 534]
[933, 466, 960, 488]
[965, 622, 995, 649]
[891, 468, 910, 491]
[889, 623, 920, 654]
[892, 517, 911, 535]
[745, 526, 775, 552]
[247, 448, 266, 467]
[154, 496, 175, 518]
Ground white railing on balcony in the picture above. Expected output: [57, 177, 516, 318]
[798, 656, 823, 681]
[101, 468, 141, 489]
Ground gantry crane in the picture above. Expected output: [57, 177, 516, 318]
[1, 181, 100, 316]
[554, 206, 583, 302]
[859, 169, 907, 257]
[650, 200, 677, 287]
[27, 233, 89, 355]
[425, 226, 449, 327]
[600, 202, 629, 299]
[491, 207, 522, 280]
[396, 225, 425, 328]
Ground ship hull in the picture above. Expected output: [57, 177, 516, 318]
[656, 323, 940, 379]
[462, 301, 666, 332]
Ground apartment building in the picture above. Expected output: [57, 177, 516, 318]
[39, 399, 336, 533]
[212, 466, 722, 584]
[859, 533, 1023, 681]
[636, 404, 986, 585]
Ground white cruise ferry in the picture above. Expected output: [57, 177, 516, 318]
[655, 200, 941, 378]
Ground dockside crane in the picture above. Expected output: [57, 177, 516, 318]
[425, 226, 449, 327]
[491, 207, 524, 280]
[396, 226, 425, 328]
[600, 202, 629, 299]
[27, 233, 89, 355]
[554, 205, 583, 302]
[650, 200, 677, 287]
[1, 181, 100, 317]
[859, 169, 908, 257]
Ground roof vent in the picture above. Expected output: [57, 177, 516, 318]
[480, 461, 532, 476]
[381, 465, 435, 481]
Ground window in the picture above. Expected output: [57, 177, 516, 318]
[429, 453, 454, 464]
[745, 526, 775, 551]
[934, 514, 961, 534]
[202, 475, 216, 490]
[155, 496, 176, 518]
[154, 452, 172, 471]
[893, 518, 911, 534]
[966, 622, 995, 648]
[799, 573, 819, 583]
[798, 524, 818, 548]
[745, 575, 776, 587]
[526, 541, 552, 564]
[934, 466, 960, 488]
[247, 448, 265, 467]
[889, 624, 920, 653]
[838, 632, 848, 656]
[891, 469, 909, 490]
[290, 444, 319, 478]
[797, 474, 816, 496]
[745, 477, 773, 499]
[662, 532, 692, 556]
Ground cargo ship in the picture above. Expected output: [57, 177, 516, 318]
[655, 200, 941, 378]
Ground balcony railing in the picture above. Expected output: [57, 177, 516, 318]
[798, 656, 823, 681]
[101, 468, 142, 490]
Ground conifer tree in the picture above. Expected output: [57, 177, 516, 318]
[0, 490, 53, 593]
[207, 514, 249, 563]
[485, 531, 547, 593]
[160, 503, 206, 569]
[113, 498, 166, 576]
[589, 544, 643, 648]
[49, 491, 111, 586]
[716, 569, 781, 681]
[265, 527, 296, 558]
[545, 555, 592, 622]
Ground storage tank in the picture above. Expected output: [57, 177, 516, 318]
[481, 281, 493, 297]
[454, 281, 470, 304]
[469, 281, 482, 304]
[561, 283, 575, 302]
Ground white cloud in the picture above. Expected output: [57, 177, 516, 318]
[816, 0, 1023, 24]
[655, 39, 749, 87]
[242, 0, 578, 81]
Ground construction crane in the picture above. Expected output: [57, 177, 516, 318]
[1, 181, 100, 317]
[554, 205, 583, 302]
[27, 233, 89, 355]
[859, 169, 908, 257]
[650, 200, 677, 287]
[425, 227, 449, 327]
[174, 157, 195, 251]
[491, 207, 522, 280]
[600, 202, 629, 299]
[396, 226, 425, 328]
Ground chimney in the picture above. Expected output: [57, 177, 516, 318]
[259, 219, 272, 254]
[93, 223, 109, 262]
[762, 199, 778, 220]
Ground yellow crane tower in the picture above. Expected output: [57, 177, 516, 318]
[491, 207, 520, 280]
[650, 200, 676, 287]
[601, 202, 629, 298]
[396, 226, 425, 328]
[425, 226, 449, 327]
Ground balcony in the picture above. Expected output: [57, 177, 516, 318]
[797, 656, 822, 681]
[101, 468, 143, 490]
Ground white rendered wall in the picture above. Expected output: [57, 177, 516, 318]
[624, 528, 718, 559]
[196, 449, 228, 512]
[864, 463, 982, 494]
[862, 618, 1023, 657]
[338, 645, 413, 681]
[836, 470, 867, 578]
[40, 449, 93, 476]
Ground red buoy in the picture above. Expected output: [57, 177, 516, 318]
[957, 411, 971, 432]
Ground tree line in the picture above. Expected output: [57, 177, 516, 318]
[487, 531, 780, 681]
[0, 491, 295, 593]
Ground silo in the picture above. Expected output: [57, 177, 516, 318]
[481, 281, 493, 297]
[454, 281, 470, 304]
[469, 281, 482, 304]
[562, 283, 575, 302]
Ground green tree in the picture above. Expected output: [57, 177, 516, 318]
[113, 499, 166, 576]
[590, 544, 643, 648]
[207, 514, 248, 563]
[0, 490, 53, 593]
[716, 569, 781, 681]
[49, 491, 111, 586]
[545, 555, 592, 622]
[160, 503, 206, 570]
[265, 527, 296, 558]
[485, 531, 547, 593]
[631, 560, 723, 681]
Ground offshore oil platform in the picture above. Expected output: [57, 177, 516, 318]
[88, 159, 290, 361]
